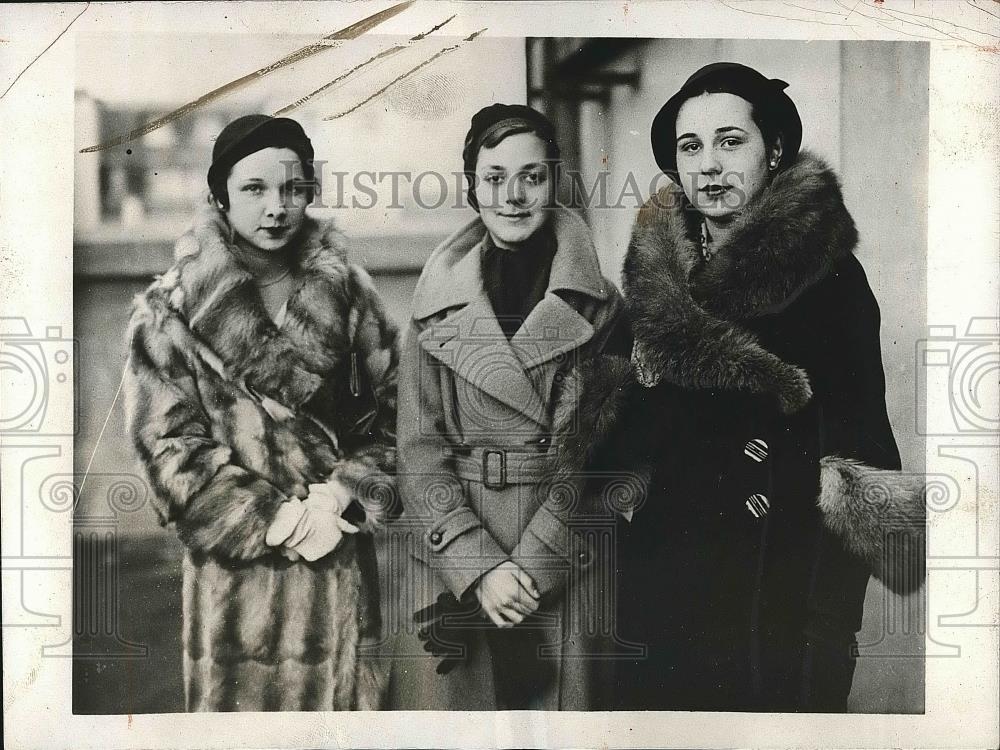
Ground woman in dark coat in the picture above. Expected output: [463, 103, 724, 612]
[547, 63, 925, 712]
[388, 104, 627, 710]
[124, 115, 399, 710]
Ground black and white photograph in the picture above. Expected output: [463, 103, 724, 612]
[2, 2, 998, 748]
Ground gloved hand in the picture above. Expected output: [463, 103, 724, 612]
[474, 560, 540, 628]
[265, 487, 359, 562]
[266, 498, 306, 560]
[413, 591, 485, 675]
[283, 495, 360, 561]
[305, 477, 353, 515]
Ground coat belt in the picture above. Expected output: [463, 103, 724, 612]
[450, 446, 555, 490]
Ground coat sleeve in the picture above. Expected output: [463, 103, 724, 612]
[816, 256, 901, 470]
[124, 313, 289, 561]
[324, 265, 401, 534]
[798, 257, 915, 710]
[509, 289, 633, 597]
[396, 317, 510, 599]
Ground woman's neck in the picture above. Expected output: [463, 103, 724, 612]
[232, 233, 292, 283]
[485, 222, 554, 256]
[703, 216, 737, 248]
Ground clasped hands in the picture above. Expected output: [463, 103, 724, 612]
[265, 479, 359, 562]
[474, 560, 541, 628]
[414, 560, 541, 675]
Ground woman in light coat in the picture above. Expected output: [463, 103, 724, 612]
[388, 104, 629, 710]
[124, 115, 398, 711]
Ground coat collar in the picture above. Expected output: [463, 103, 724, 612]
[624, 151, 858, 414]
[413, 207, 610, 424]
[412, 206, 610, 320]
[142, 205, 352, 410]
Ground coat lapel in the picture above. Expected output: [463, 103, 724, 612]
[413, 208, 610, 427]
[419, 292, 550, 425]
[512, 292, 594, 368]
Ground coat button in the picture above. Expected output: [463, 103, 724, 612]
[744, 438, 769, 462]
[429, 531, 443, 545]
[745, 493, 770, 518]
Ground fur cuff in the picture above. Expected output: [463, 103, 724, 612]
[552, 355, 635, 473]
[329, 448, 398, 534]
[547, 355, 652, 518]
[818, 456, 926, 595]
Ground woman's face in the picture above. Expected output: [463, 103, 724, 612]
[224, 147, 309, 253]
[474, 131, 554, 250]
[674, 92, 775, 223]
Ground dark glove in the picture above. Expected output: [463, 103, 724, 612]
[413, 591, 484, 675]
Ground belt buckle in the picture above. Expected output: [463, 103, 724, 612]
[482, 449, 507, 490]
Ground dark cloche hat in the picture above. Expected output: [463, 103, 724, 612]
[207, 115, 314, 205]
[651, 62, 802, 180]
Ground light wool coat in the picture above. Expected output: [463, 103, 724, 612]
[388, 208, 628, 710]
[124, 206, 398, 711]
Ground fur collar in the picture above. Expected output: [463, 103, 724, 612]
[624, 151, 857, 414]
[137, 205, 353, 410]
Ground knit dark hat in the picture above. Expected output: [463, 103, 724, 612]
[462, 103, 559, 211]
[651, 62, 802, 181]
[207, 115, 315, 207]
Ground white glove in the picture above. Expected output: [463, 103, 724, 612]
[284, 498, 360, 561]
[264, 479, 357, 562]
[266, 498, 305, 546]
[305, 477, 354, 514]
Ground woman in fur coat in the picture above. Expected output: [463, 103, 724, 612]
[124, 115, 399, 711]
[547, 63, 925, 711]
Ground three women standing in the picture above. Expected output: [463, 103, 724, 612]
[128, 71, 922, 713]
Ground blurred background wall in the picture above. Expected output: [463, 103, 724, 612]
[73, 34, 926, 714]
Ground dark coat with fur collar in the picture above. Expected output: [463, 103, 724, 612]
[551, 152, 925, 712]
[123, 206, 399, 711]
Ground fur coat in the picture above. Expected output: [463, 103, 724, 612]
[123, 206, 399, 711]
[549, 152, 926, 711]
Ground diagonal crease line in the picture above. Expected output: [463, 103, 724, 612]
[78, 0, 414, 153]
[77, 333, 133, 504]
[781, 1, 853, 18]
[833, 0, 997, 49]
[878, 3, 1000, 39]
[274, 14, 457, 116]
[874, 4, 998, 47]
[1, 3, 91, 101]
[324, 28, 487, 121]
[716, 0, 860, 37]
[967, 0, 1000, 24]
[831, 0, 950, 42]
